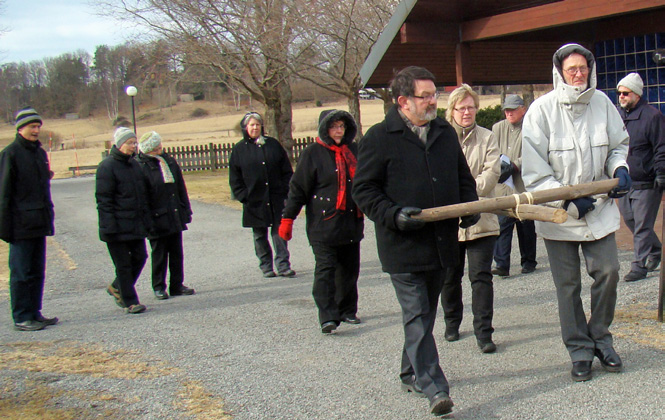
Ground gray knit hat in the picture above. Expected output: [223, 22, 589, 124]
[617, 73, 644, 97]
[15, 106, 43, 130]
[113, 127, 136, 148]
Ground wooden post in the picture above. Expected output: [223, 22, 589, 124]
[491, 205, 567, 223]
[210, 142, 217, 171]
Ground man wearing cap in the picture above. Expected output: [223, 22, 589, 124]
[522, 44, 630, 382]
[616, 73, 665, 282]
[491, 95, 537, 278]
[0, 107, 57, 331]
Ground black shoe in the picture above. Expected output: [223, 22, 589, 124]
[521, 266, 536, 274]
[154, 290, 169, 300]
[623, 270, 647, 282]
[430, 392, 454, 416]
[646, 258, 660, 272]
[321, 321, 337, 334]
[491, 266, 510, 277]
[35, 314, 59, 326]
[170, 286, 195, 296]
[594, 347, 623, 372]
[263, 271, 277, 278]
[477, 339, 497, 354]
[278, 269, 296, 277]
[341, 315, 361, 324]
[400, 375, 426, 398]
[571, 361, 592, 382]
[14, 320, 46, 331]
[444, 327, 459, 342]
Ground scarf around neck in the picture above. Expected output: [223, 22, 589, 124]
[149, 154, 175, 184]
[316, 137, 357, 212]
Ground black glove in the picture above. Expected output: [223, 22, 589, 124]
[395, 207, 426, 231]
[608, 167, 631, 198]
[499, 160, 513, 183]
[564, 197, 596, 219]
[656, 172, 665, 190]
[459, 213, 480, 229]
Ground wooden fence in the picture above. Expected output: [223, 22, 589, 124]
[164, 137, 316, 171]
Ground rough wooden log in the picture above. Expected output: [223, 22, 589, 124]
[491, 205, 567, 223]
[413, 178, 618, 222]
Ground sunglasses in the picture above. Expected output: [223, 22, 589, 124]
[617, 91, 632, 97]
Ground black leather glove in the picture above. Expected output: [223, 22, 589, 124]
[499, 160, 513, 183]
[608, 167, 631, 198]
[656, 172, 665, 190]
[395, 207, 426, 231]
[459, 213, 480, 229]
[564, 197, 596, 219]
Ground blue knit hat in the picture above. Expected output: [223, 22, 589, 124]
[15, 106, 43, 130]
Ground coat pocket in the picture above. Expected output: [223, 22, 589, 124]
[152, 207, 170, 233]
[115, 209, 137, 233]
[549, 137, 575, 181]
[15, 202, 47, 232]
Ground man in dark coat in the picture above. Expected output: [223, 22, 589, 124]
[96, 127, 151, 314]
[136, 131, 195, 299]
[352, 66, 479, 417]
[229, 112, 295, 278]
[279, 109, 364, 333]
[616, 73, 665, 282]
[0, 107, 57, 331]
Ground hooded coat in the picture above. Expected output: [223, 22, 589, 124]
[0, 133, 54, 243]
[522, 43, 629, 241]
[282, 110, 364, 245]
[229, 118, 293, 228]
[352, 105, 478, 273]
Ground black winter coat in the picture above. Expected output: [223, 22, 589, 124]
[618, 97, 665, 185]
[282, 110, 364, 245]
[352, 106, 478, 273]
[95, 146, 150, 242]
[229, 135, 293, 228]
[0, 134, 54, 243]
[136, 152, 192, 240]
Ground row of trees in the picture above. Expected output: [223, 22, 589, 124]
[1, 0, 398, 148]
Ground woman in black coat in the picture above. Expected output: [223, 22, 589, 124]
[136, 131, 194, 300]
[96, 127, 150, 314]
[229, 112, 295, 278]
[279, 110, 364, 334]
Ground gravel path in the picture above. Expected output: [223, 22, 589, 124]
[1, 176, 664, 419]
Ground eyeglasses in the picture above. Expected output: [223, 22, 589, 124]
[617, 90, 632, 97]
[411, 92, 439, 102]
[330, 123, 346, 131]
[453, 106, 477, 114]
[563, 66, 589, 76]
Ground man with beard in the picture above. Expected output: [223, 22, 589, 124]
[615, 73, 665, 282]
[352, 66, 479, 417]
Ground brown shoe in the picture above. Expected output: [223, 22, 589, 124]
[107, 285, 125, 308]
[126, 304, 146, 314]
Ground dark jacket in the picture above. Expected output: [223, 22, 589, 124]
[352, 105, 478, 273]
[283, 110, 364, 245]
[95, 146, 150, 242]
[229, 129, 293, 228]
[136, 152, 192, 240]
[618, 97, 665, 185]
[0, 133, 54, 243]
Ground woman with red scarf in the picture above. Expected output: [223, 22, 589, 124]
[279, 110, 364, 334]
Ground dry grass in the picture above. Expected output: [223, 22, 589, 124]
[183, 170, 241, 211]
[175, 381, 233, 420]
[614, 302, 665, 350]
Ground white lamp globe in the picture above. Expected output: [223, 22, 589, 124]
[126, 86, 138, 96]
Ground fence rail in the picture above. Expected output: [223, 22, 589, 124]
[164, 137, 316, 172]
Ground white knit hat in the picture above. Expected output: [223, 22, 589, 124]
[617, 73, 644, 97]
[138, 131, 162, 153]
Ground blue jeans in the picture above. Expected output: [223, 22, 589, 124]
[493, 215, 537, 271]
[9, 237, 47, 323]
[618, 187, 662, 275]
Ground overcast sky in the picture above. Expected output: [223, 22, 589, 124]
[0, 0, 139, 64]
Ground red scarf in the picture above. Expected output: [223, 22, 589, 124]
[316, 137, 357, 212]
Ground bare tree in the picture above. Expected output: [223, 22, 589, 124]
[92, 45, 132, 121]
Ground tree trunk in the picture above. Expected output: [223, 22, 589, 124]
[347, 95, 362, 139]
[523, 84, 535, 108]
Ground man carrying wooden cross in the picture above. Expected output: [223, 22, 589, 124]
[522, 43, 630, 382]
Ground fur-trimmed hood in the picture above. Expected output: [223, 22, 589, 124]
[317, 109, 357, 146]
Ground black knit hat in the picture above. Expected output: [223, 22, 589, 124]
[15, 106, 43, 130]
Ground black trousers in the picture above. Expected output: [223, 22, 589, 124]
[9, 237, 46, 323]
[441, 235, 496, 341]
[391, 270, 452, 401]
[310, 241, 360, 325]
[106, 240, 147, 307]
[149, 231, 184, 293]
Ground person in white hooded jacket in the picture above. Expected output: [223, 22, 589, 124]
[522, 43, 630, 382]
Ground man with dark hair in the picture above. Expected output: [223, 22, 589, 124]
[0, 106, 57, 331]
[522, 44, 630, 382]
[616, 73, 665, 282]
[352, 66, 478, 417]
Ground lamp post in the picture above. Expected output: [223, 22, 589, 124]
[125, 85, 138, 134]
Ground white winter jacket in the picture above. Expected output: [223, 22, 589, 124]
[522, 44, 629, 241]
